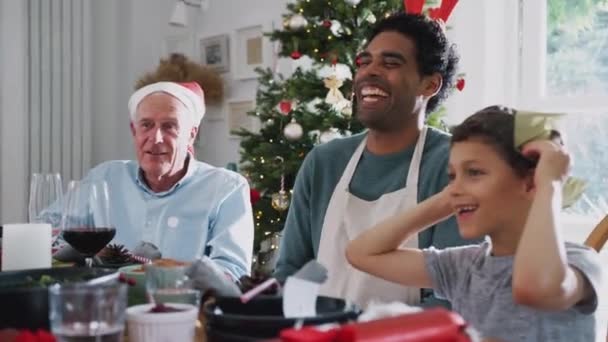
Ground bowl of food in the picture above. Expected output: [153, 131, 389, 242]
[204, 295, 361, 341]
[118, 264, 147, 306]
[118, 259, 192, 307]
[126, 303, 199, 342]
[0, 267, 118, 330]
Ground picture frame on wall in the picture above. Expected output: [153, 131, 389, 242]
[227, 99, 259, 139]
[200, 34, 230, 73]
[234, 25, 268, 80]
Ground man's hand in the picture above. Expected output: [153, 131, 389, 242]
[186, 256, 242, 298]
[132, 241, 162, 260]
[522, 140, 570, 187]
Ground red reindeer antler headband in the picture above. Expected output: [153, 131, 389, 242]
[404, 0, 459, 22]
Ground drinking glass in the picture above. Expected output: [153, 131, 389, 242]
[61, 180, 115, 267]
[145, 263, 201, 308]
[29, 173, 63, 232]
[49, 282, 127, 342]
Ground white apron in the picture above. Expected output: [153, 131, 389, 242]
[317, 127, 428, 308]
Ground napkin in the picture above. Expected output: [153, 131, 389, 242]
[282, 260, 328, 318]
[514, 110, 587, 208]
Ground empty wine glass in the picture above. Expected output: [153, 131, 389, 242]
[29, 173, 63, 247]
[61, 180, 115, 267]
[29, 173, 63, 223]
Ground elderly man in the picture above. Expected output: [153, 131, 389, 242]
[49, 81, 253, 280]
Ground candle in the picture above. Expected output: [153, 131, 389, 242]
[1, 223, 52, 271]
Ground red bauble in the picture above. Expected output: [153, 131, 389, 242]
[250, 189, 261, 206]
[290, 51, 302, 60]
[355, 55, 362, 68]
[278, 100, 292, 115]
[322, 20, 332, 28]
[456, 78, 466, 91]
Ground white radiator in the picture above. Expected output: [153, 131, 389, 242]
[27, 0, 92, 182]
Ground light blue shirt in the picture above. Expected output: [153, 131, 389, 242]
[43, 158, 254, 280]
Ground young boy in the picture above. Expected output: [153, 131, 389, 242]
[345, 106, 603, 341]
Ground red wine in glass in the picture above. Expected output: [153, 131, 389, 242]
[63, 227, 116, 257]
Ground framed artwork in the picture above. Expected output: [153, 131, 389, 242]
[234, 25, 267, 80]
[227, 100, 259, 138]
[199, 34, 230, 73]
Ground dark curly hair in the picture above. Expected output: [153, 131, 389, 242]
[451, 106, 542, 177]
[369, 12, 460, 114]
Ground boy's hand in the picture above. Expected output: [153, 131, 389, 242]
[422, 186, 454, 222]
[522, 140, 570, 186]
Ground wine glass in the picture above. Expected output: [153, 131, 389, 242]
[145, 263, 201, 308]
[28, 173, 63, 227]
[61, 180, 115, 267]
[29, 173, 64, 250]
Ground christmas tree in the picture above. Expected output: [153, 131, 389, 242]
[234, 0, 462, 271]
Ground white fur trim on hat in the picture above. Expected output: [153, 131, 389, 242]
[128, 82, 206, 126]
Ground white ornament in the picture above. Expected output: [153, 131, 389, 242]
[288, 14, 308, 30]
[283, 118, 303, 141]
[365, 13, 377, 24]
[330, 20, 344, 37]
[345, 0, 361, 5]
[317, 63, 352, 81]
[308, 129, 321, 143]
[265, 118, 275, 126]
[319, 128, 342, 144]
[333, 98, 353, 117]
[305, 98, 324, 114]
[291, 55, 314, 73]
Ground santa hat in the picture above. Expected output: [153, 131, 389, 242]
[128, 81, 206, 127]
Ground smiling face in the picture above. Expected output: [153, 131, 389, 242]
[130, 92, 197, 182]
[447, 138, 534, 240]
[353, 31, 441, 132]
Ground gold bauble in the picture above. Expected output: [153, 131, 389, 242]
[271, 190, 290, 211]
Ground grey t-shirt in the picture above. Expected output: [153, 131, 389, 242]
[423, 241, 604, 341]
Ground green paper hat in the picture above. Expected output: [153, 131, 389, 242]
[514, 110, 587, 208]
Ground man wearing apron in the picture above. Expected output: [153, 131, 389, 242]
[275, 12, 480, 309]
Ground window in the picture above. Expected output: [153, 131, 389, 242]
[520, 0, 608, 217]
[520, 2, 608, 339]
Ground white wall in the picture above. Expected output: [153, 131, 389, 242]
[438, 0, 519, 125]
[89, 0, 516, 167]
[194, 0, 289, 168]
[0, 0, 516, 221]
[0, 0, 29, 223]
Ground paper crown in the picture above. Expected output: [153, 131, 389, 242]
[514, 110, 587, 208]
